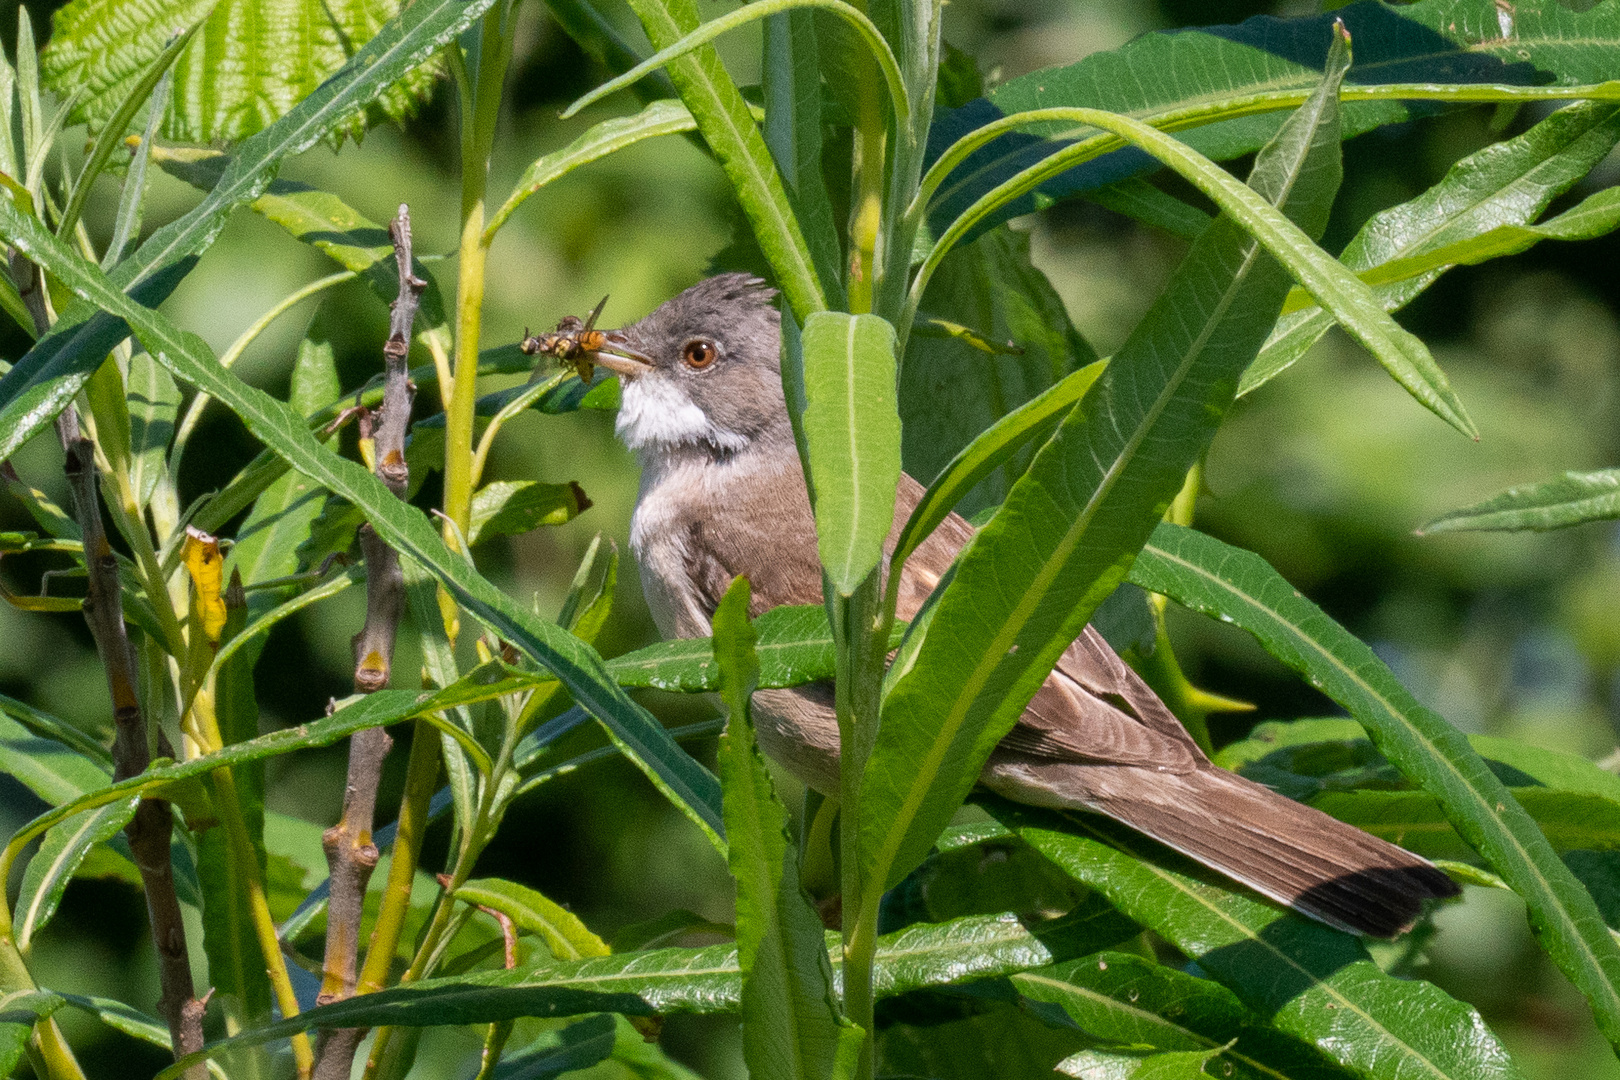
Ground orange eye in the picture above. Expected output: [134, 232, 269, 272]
[683, 339, 717, 369]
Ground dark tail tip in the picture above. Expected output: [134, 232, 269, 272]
[1297, 863, 1461, 939]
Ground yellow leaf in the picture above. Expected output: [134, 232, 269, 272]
[182, 526, 227, 644]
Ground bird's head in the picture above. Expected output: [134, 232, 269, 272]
[592, 274, 789, 458]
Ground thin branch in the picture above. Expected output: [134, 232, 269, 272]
[12, 243, 205, 1078]
[313, 205, 424, 1080]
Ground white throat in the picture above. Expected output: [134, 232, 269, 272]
[615, 375, 747, 454]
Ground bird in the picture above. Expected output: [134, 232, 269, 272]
[583, 272, 1459, 938]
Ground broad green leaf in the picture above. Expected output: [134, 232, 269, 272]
[225, 326, 343, 616]
[714, 578, 858, 1079]
[993, 801, 1519, 1080]
[456, 878, 610, 962]
[486, 99, 702, 241]
[893, 356, 1107, 577]
[125, 350, 180, 512]
[605, 604, 906, 692]
[1058, 1044, 1233, 1080]
[622, 0, 825, 320]
[12, 795, 139, 949]
[1244, 100, 1620, 394]
[878, 1003, 1091, 1080]
[468, 480, 590, 545]
[801, 311, 902, 594]
[0, 198, 727, 855]
[44, 0, 440, 143]
[1565, 851, 1620, 931]
[1016, 953, 1344, 1080]
[0, 706, 111, 801]
[929, 0, 1620, 240]
[0, 990, 64, 1075]
[490, 1014, 617, 1080]
[1418, 468, 1620, 534]
[1126, 522, 1620, 1052]
[900, 227, 1100, 522]
[762, 9, 843, 304]
[865, 31, 1352, 900]
[0, 0, 495, 462]
[155, 911, 1103, 1075]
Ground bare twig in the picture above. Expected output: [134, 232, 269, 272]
[313, 205, 425, 1080]
[14, 243, 205, 1078]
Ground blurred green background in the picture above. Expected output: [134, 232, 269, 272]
[2, 0, 1619, 1076]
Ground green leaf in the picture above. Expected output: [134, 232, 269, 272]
[865, 30, 1353, 899]
[44, 0, 440, 144]
[1126, 522, 1620, 1053]
[11, 795, 139, 949]
[0, 705, 111, 801]
[486, 98, 701, 241]
[55, 992, 173, 1051]
[225, 326, 343, 613]
[1244, 100, 1620, 395]
[931, 0, 1620, 240]
[125, 350, 181, 512]
[1311, 789, 1620, 859]
[0, 990, 65, 1075]
[490, 1014, 617, 1080]
[762, 9, 843, 305]
[893, 356, 1107, 577]
[900, 227, 1100, 522]
[468, 480, 591, 545]
[0, 196, 727, 855]
[605, 604, 906, 692]
[1081, 178, 1213, 241]
[800, 311, 902, 595]
[0, 0, 494, 462]
[1059, 1044, 1235, 1080]
[1418, 468, 1620, 534]
[622, 0, 825, 320]
[714, 578, 859, 1079]
[992, 800, 1519, 1080]
[1016, 954, 1337, 1080]
[155, 911, 1100, 1076]
[456, 878, 610, 962]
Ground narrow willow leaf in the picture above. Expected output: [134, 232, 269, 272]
[1418, 468, 1620, 534]
[490, 1014, 617, 1080]
[44, 0, 440, 144]
[1311, 789, 1620, 859]
[993, 801, 1520, 1080]
[0, 199, 727, 853]
[1127, 522, 1620, 1052]
[901, 227, 1100, 521]
[715, 579, 859, 1078]
[929, 0, 1620, 240]
[606, 605, 905, 692]
[155, 911, 1087, 1075]
[865, 30, 1352, 899]
[1082, 178, 1212, 241]
[468, 480, 590, 545]
[623, 0, 824, 320]
[486, 99, 701, 241]
[225, 327, 343, 617]
[0, 706, 111, 802]
[892, 357, 1107, 576]
[0, 0, 493, 461]
[55, 992, 173, 1051]
[800, 311, 902, 594]
[12, 795, 140, 949]
[1244, 100, 1620, 394]
[125, 350, 181, 511]
[762, 9, 843, 304]
[456, 878, 610, 962]
[0, 991, 64, 1074]
[1015, 953, 1346, 1080]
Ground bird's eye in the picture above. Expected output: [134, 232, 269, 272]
[682, 339, 717, 369]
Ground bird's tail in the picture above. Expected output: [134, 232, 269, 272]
[986, 757, 1460, 938]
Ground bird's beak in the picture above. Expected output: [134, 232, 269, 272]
[593, 332, 653, 379]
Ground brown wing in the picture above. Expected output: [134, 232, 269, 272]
[890, 474, 1202, 773]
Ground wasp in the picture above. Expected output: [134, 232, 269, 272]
[520, 296, 612, 384]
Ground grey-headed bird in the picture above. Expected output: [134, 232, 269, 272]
[586, 273, 1458, 938]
